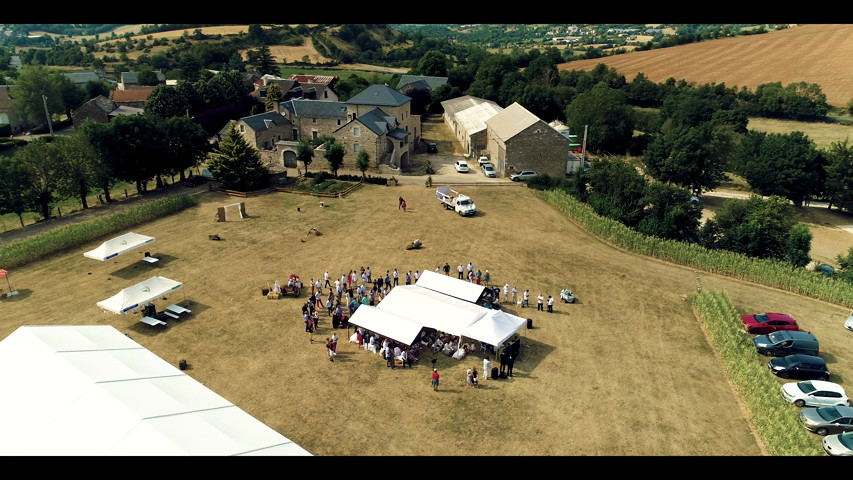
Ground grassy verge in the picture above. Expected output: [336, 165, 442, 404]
[0, 194, 196, 269]
[541, 188, 853, 308]
[693, 290, 823, 456]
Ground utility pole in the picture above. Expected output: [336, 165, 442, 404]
[42, 95, 54, 136]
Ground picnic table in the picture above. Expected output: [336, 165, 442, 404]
[166, 304, 191, 315]
[140, 316, 166, 327]
[142, 256, 159, 264]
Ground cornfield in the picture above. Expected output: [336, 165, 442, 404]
[692, 291, 823, 456]
[543, 189, 853, 308]
[0, 195, 196, 270]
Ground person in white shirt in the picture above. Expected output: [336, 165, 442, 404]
[547, 295, 554, 313]
[457, 264, 464, 279]
[503, 284, 510, 302]
[537, 294, 544, 311]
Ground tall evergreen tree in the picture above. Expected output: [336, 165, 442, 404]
[207, 124, 268, 191]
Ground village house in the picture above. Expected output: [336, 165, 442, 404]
[332, 84, 421, 173]
[483, 102, 573, 178]
[71, 95, 143, 129]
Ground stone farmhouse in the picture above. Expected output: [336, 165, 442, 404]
[71, 95, 143, 129]
[223, 110, 292, 151]
[0, 85, 28, 135]
[331, 84, 420, 173]
[483, 102, 573, 178]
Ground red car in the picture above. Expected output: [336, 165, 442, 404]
[742, 312, 800, 334]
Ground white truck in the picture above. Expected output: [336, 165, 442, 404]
[436, 186, 476, 216]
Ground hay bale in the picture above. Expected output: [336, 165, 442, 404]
[308, 228, 321, 236]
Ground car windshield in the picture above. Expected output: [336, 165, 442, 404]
[817, 407, 843, 422]
[798, 381, 817, 394]
[485, 166, 493, 171]
[755, 313, 769, 323]
[839, 433, 853, 449]
[458, 199, 471, 206]
[767, 331, 784, 342]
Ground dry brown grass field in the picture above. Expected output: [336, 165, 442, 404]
[4, 177, 853, 456]
[560, 23, 853, 108]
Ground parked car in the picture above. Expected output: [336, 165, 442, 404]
[753, 330, 819, 356]
[482, 164, 497, 178]
[455, 160, 469, 173]
[742, 312, 799, 334]
[510, 170, 538, 182]
[800, 406, 853, 435]
[769, 354, 830, 381]
[427, 142, 438, 153]
[477, 156, 490, 166]
[782, 380, 849, 407]
[845, 312, 853, 332]
[823, 432, 853, 456]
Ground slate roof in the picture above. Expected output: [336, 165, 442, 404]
[354, 107, 410, 140]
[240, 111, 289, 132]
[347, 84, 411, 107]
[280, 99, 347, 119]
[65, 71, 101, 85]
[396, 75, 448, 91]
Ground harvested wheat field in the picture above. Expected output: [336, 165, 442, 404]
[3, 183, 852, 456]
[561, 24, 853, 108]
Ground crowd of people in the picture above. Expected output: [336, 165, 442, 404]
[295, 262, 543, 390]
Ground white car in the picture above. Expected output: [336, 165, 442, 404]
[482, 164, 496, 178]
[477, 156, 490, 166]
[845, 312, 853, 331]
[510, 170, 538, 182]
[781, 380, 850, 408]
[455, 160, 469, 173]
[823, 432, 853, 456]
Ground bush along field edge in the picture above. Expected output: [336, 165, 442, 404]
[0, 194, 196, 270]
[541, 188, 853, 309]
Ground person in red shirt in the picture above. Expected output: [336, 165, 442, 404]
[431, 368, 440, 391]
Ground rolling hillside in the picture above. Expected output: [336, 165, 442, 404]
[559, 23, 853, 108]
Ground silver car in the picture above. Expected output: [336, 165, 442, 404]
[845, 312, 853, 331]
[482, 164, 496, 178]
[823, 432, 853, 456]
[800, 406, 853, 435]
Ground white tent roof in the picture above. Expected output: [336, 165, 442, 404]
[347, 305, 424, 346]
[84, 232, 154, 261]
[0, 325, 310, 456]
[415, 269, 489, 304]
[377, 285, 486, 338]
[97, 276, 182, 314]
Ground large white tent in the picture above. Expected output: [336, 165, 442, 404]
[415, 269, 488, 304]
[97, 276, 182, 314]
[0, 325, 311, 456]
[349, 283, 526, 351]
[84, 232, 155, 261]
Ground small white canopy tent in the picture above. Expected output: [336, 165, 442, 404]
[415, 269, 489, 304]
[348, 305, 424, 346]
[84, 232, 155, 261]
[97, 276, 182, 314]
[461, 309, 527, 348]
[0, 325, 311, 456]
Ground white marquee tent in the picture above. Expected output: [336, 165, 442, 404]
[350, 283, 526, 350]
[0, 325, 311, 456]
[84, 232, 155, 261]
[97, 276, 182, 314]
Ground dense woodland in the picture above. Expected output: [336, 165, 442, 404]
[2, 23, 853, 277]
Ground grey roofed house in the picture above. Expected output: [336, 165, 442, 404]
[353, 107, 410, 139]
[396, 75, 448, 92]
[240, 110, 289, 132]
[280, 99, 347, 119]
[346, 84, 411, 107]
[64, 71, 101, 86]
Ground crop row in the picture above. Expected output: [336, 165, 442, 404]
[542, 189, 853, 308]
[0, 194, 196, 270]
[692, 291, 822, 455]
